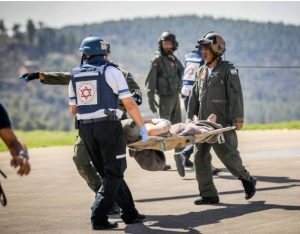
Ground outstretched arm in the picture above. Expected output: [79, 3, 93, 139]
[19, 72, 71, 85]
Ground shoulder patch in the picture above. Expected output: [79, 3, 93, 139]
[230, 69, 238, 75]
[151, 56, 161, 66]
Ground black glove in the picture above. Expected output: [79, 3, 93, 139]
[18, 72, 40, 82]
[133, 93, 142, 105]
[131, 90, 142, 105]
[133, 95, 142, 105]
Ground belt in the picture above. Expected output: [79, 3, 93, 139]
[80, 116, 119, 124]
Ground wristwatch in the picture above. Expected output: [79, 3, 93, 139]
[18, 149, 29, 159]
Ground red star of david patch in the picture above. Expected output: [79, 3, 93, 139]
[80, 86, 92, 100]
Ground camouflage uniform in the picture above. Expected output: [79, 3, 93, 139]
[41, 69, 141, 192]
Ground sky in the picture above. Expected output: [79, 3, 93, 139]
[0, 1, 299, 30]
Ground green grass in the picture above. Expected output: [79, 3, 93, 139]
[242, 121, 300, 130]
[0, 121, 299, 152]
[0, 130, 77, 152]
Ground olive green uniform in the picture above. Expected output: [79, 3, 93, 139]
[145, 50, 184, 124]
[41, 69, 141, 192]
[187, 59, 251, 197]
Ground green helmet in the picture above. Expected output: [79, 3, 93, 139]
[197, 31, 226, 57]
[79, 36, 109, 56]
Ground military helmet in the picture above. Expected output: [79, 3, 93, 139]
[197, 31, 226, 57]
[79, 36, 109, 56]
[158, 31, 178, 51]
[160, 31, 176, 42]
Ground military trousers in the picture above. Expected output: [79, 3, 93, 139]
[79, 120, 138, 225]
[158, 94, 182, 124]
[73, 136, 102, 192]
[194, 130, 251, 197]
[159, 94, 183, 155]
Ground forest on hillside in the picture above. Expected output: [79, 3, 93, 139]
[0, 16, 300, 130]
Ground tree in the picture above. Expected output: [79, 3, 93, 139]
[26, 19, 36, 46]
[0, 19, 7, 35]
[12, 23, 23, 40]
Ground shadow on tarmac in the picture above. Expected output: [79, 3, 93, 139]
[129, 174, 300, 233]
[125, 201, 300, 233]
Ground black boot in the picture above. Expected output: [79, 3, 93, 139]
[91, 202, 120, 216]
[211, 166, 222, 175]
[184, 158, 194, 168]
[163, 164, 171, 171]
[240, 176, 257, 200]
[124, 213, 146, 224]
[194, 196, 219, 205]
[92, 221, 118, 230]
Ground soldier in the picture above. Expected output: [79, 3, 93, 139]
[145, 31, 184, 170]
[19, 42, 142, 214]
[174, 50, 222, 177]
[188, 31, 257, 205]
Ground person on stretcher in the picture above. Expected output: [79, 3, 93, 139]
[123, 114, 219, 143]
[122, 114, 222, 175]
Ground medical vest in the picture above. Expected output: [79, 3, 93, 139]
[71, 56, 119, 115]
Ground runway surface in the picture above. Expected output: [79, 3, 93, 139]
[1, 130, 300, 233]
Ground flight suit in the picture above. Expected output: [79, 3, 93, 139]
[187, 58, 251, 197]
[41, 69, 141, 192]
[145, 50, 184, 124]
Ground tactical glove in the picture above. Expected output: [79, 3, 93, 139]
[19, 72, 40, 82]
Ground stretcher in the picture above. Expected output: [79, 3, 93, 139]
[128, 126, 236, 151]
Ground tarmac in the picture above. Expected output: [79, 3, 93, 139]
[0, 130, 300, 234]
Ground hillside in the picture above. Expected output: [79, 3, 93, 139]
[0, 15, 300, 130]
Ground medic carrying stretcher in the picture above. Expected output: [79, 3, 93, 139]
[122, 114, 236, 171]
